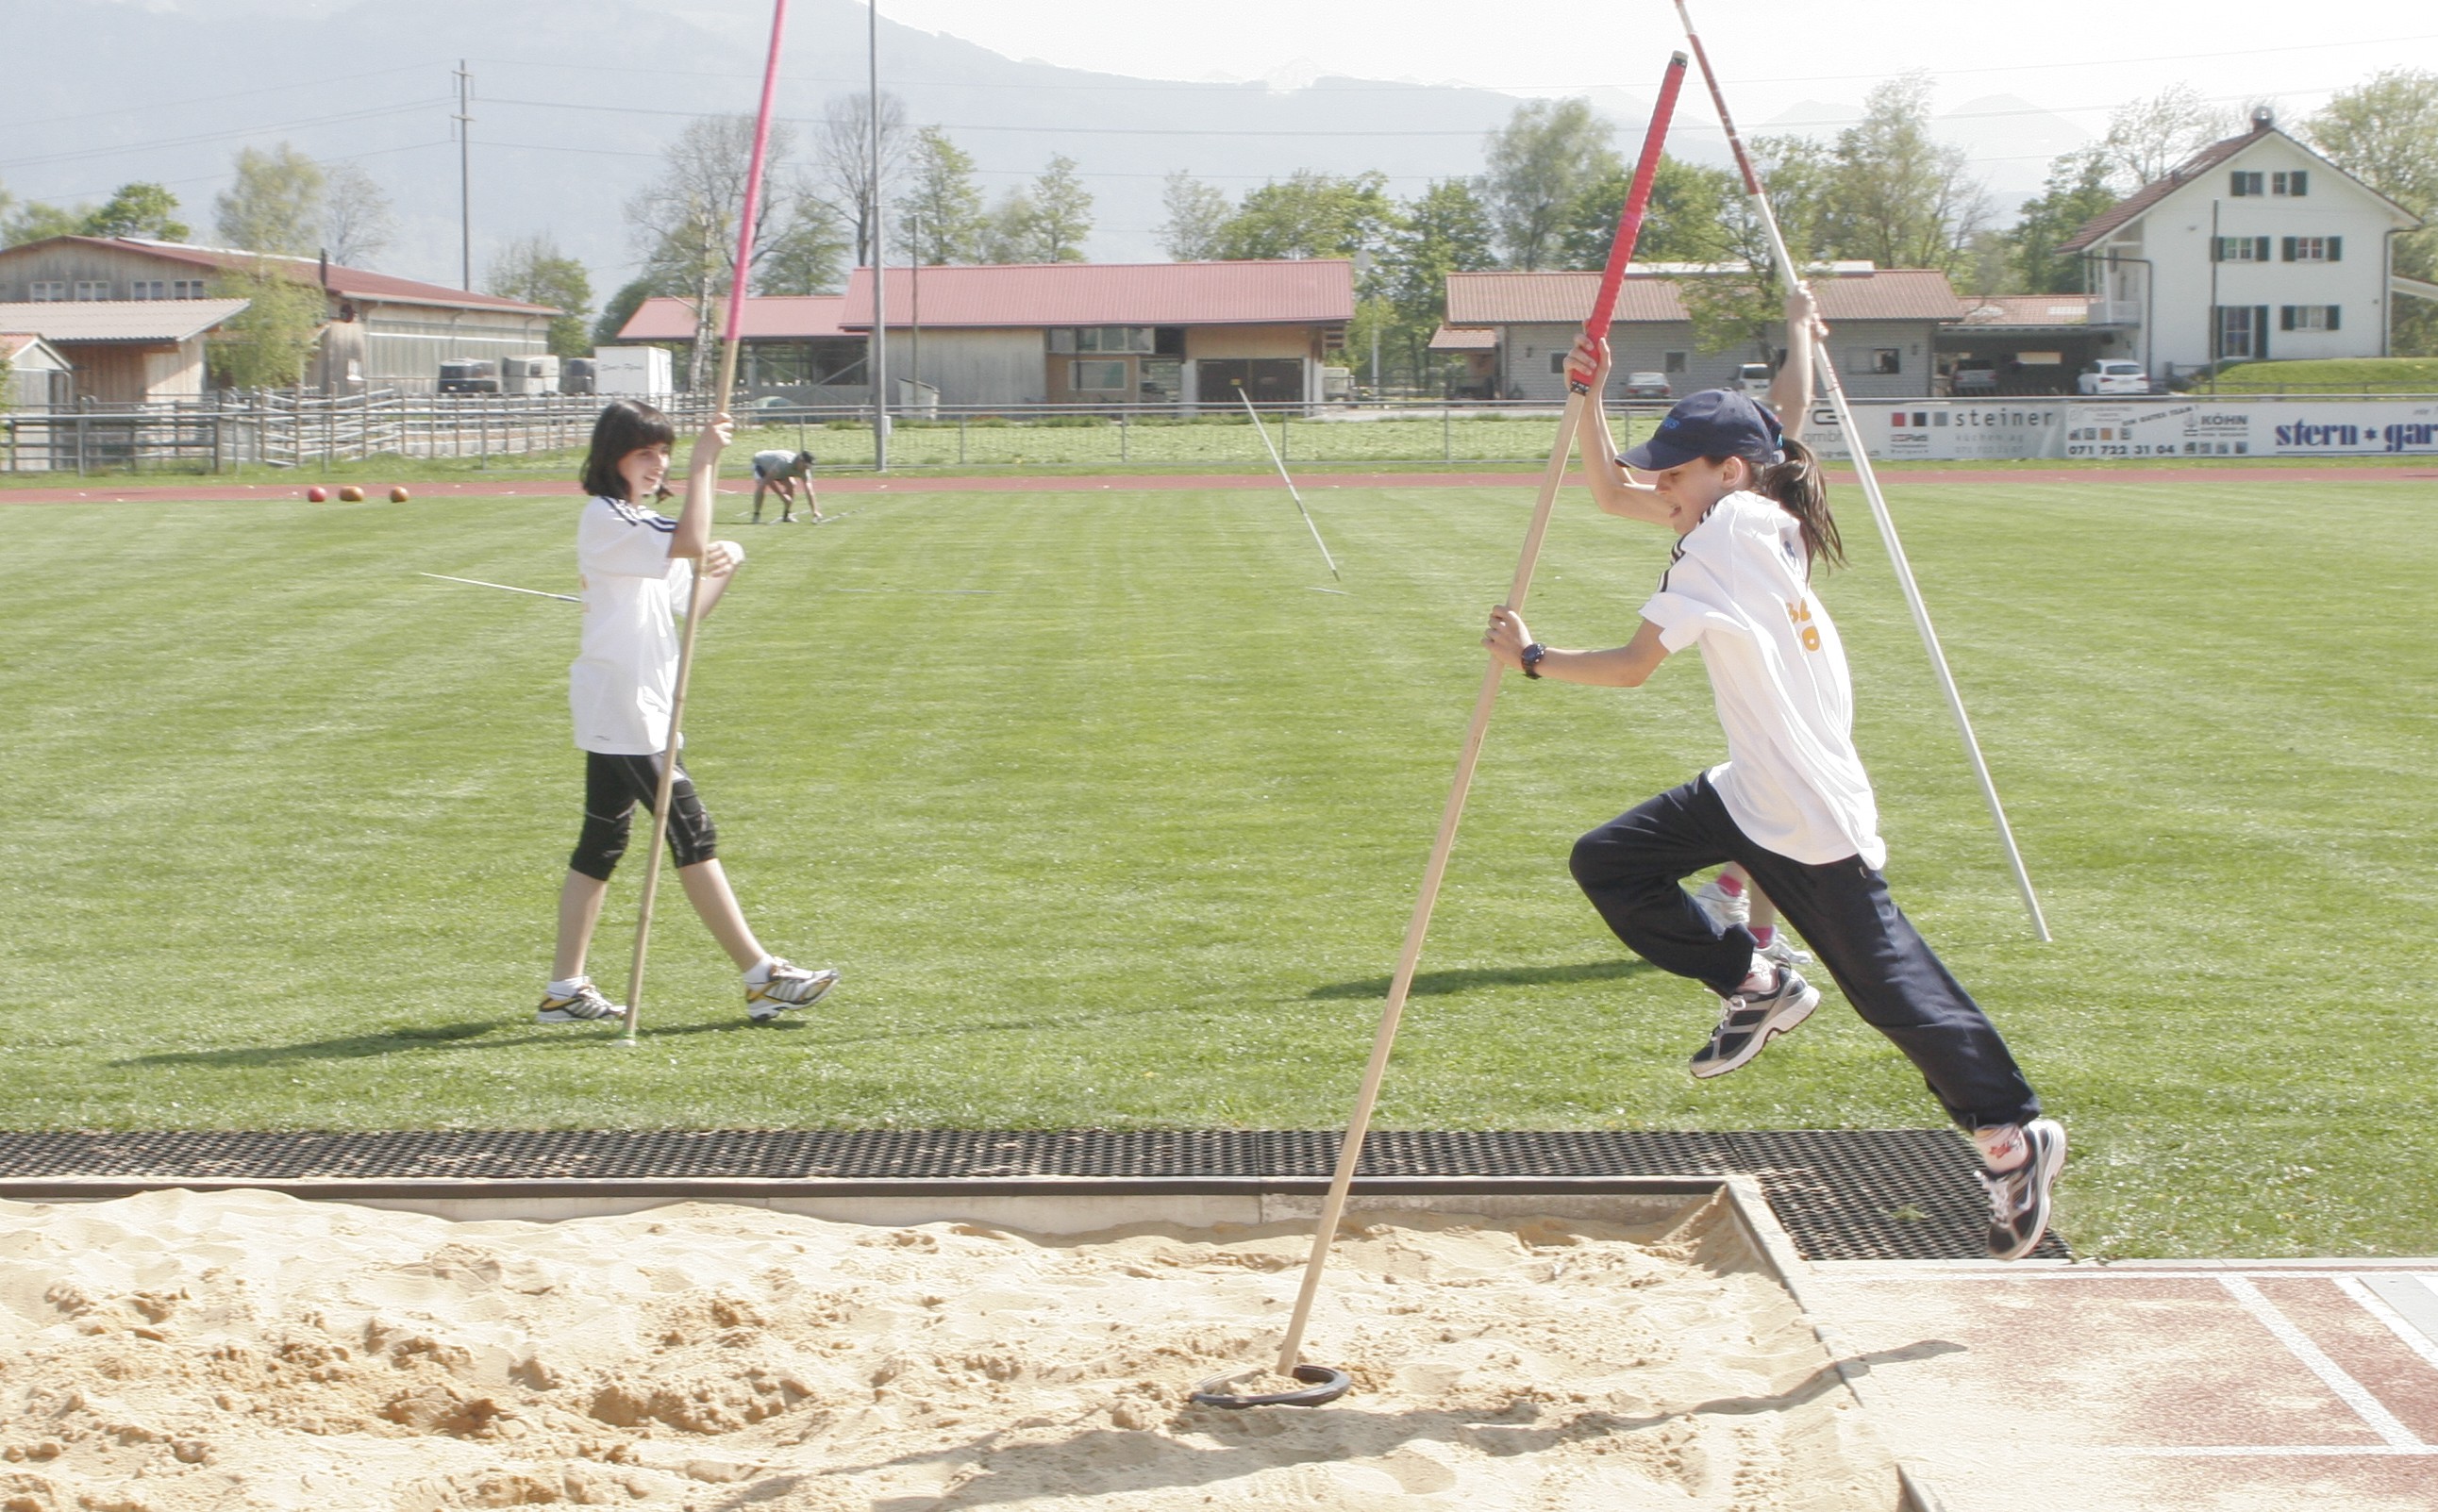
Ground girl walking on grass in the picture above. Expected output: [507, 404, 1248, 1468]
[1481, 310, 2063, 1260]
[535, 400, 839, 1027]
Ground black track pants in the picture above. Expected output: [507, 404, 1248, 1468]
[1568, 773, 2040, 1130]
[569, 752, 719, 881]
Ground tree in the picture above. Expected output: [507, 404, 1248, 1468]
[755, 198, 851, 293]
[1552, 155, 1736, 269]
[976, 158, 1094, 263]
[208, 262, 326, 390]
[893, 126, 985, 264]
[215, 143, 324, 256]
[489, 236, 593, 357]
[1478, 98, 1619, 270]
[1211, 170, 1397, 262]
[627, 113, 830, 389]
[4, 202, 87, 247]
[2005, 145, 2119, 293]
[1027, 156, 1093, 262]
[2310, 69, 2438, 354]
[84, 182, 188, 241]
[1820, 73, 1988, 275]
[1668, 136, 1833, 358]
[1157, 173, 1233, 261]
[321, 163, 394, 267]
[1381, 178, 1497, 386]
[594, 276, 658, 349]
[814, 91, 910, 267]
[2101, 83, 2233, 188]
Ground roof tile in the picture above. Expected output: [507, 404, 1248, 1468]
[1445, 267, 1965, 324]
[838, 259, 1354, 327]
[0, 298, 250, 343]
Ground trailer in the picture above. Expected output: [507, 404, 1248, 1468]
[592, 346, 674, 399]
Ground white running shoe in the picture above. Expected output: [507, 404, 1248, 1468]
[1691, 876, 1749, 932]
[746, 959, 840, 1022]
[1688, 966, 1820, 1079]
[1979, 1119, 2068, 1261]
[1753, 927, 1813, 969]
[537, 980, 623, 1023]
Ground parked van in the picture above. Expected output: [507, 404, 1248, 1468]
[499, 355, 560, 395]
[438, 358, 498, 395]
[1734, 362, 1773, 399]
[560, 357, 598, 396]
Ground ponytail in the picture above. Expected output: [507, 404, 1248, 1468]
[1754, 437, 1844, 573]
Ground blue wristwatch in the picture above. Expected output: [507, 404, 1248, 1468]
[1521, 642, 1546, 679]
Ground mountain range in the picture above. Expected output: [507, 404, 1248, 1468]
[6, 0, 2086, 296]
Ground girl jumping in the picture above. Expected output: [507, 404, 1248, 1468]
[1482, 311, 2063, 1260]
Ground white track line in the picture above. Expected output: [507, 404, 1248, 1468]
[2220, 1275, 2424, 1447]
[2094, 1444, 2438, 1457]
[2338, 1274, 2438, 1374]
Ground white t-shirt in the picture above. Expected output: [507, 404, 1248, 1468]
[1638, 490, 1886, 869]
[570, 495, 694, 756]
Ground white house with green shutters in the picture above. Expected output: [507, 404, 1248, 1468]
[2061, 108, 2430, 380]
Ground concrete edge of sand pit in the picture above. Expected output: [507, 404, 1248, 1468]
[0, 1171, 1942, 1509]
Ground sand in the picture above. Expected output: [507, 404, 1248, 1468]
[0, 1189, 1896, 1510]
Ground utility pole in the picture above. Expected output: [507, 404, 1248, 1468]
[453, 60, 474, 291]
[868, 1, 889, 471]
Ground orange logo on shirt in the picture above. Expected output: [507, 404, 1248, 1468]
[1786, 599, 1821, 652]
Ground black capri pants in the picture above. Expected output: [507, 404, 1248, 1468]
[1568, 773, 2040, 1132]
[570, 752, 719, 880]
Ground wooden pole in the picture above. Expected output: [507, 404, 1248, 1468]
[622, 0, 793, 1041]
[1266, 51, 1691, 1383]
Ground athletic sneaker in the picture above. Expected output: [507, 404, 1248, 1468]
[745, 958, 840, 1022]
[536, 980, 623, 1023]
[1753, 927, 1814, 970]
[1688, 966, 1820, 1079]
[1691, 876, 1750, 932]
[1979, 1118, 2068, 1261]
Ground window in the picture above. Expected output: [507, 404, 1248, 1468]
[2272, 170, 2309, 196]
[1548, 352, 1570, 374]
[2280, 305, 2341, 331]
[74, 280, 112, 300]
[2229, 171, 2263, 196]
[1070, 359, 1127, 390]
[172, 279, 209, 299]
[2280, 236, 2342, 262]
[1662, 350, 1687, 374]
[2214, 236, 2271, 262]
[1871, 348, 1901, 374]
[2213, 304, 2269, 359]
[27, 281, 66, 301]
[127, 279, 167, 300]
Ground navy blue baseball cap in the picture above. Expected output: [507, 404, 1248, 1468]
[1621, 388, 1785, 473]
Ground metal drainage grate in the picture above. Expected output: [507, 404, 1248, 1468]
[0, 1129, 2064, 1261]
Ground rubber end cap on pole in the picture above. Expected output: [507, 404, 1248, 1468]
[1188, 1364, 1353, 1410]
[1670, 49, 1688, 64]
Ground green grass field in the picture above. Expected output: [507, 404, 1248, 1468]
[2200, 357, 2438, 393]
[3, 474, 2433, 1259]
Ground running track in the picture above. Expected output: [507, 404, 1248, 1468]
[4, 465, 2435, 506]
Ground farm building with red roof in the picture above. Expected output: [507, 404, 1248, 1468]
[620, 260, 1354, 408]
[0, 237, 559, 401]
[1443, 262, 1967, 403]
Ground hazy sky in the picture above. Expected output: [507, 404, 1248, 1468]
[884, 0, 2438, 122]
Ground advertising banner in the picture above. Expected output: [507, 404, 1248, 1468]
[1804, 397, 2438, 461]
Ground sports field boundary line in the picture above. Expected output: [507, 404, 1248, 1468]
[4, 464, 2434, 506]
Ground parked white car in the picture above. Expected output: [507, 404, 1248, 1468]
[1734, 362, 1773, 399]
[2078, 360, 2150, 395]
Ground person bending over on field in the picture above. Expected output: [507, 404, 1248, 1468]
[536, 401, 839, 1026]
[1481, 318, 2064, 1261]
[750, 448, 819, 523]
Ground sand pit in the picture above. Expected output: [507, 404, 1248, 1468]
[0, 1188, 1897, 1510]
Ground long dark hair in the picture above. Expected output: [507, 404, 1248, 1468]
[1742, 437, 1843, 573]
[579, 400, 676, 502]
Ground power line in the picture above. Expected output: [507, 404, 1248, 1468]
[0, 60, 447, 131]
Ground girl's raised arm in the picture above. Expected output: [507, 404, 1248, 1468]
[1769, 285, 1827, 433]
[670, 413, 734, 560]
